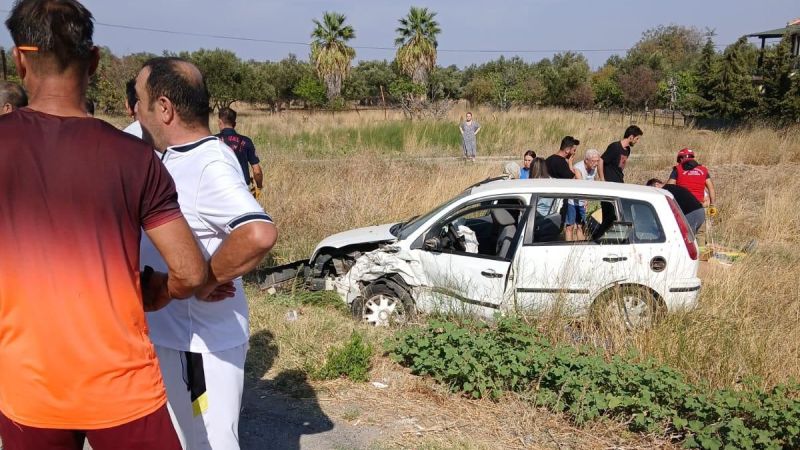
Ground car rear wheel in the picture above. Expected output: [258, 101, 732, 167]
[590, 286, 664, 331]
[352, 280, 416, 327]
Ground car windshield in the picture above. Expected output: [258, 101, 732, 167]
[394, 189, 472, 240]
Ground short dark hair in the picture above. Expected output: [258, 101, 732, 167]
[624, 125, 643, 139]
[125, 78, 137, 111]
[646, 178, 662, 187]
[218, 107, 237, 126]
[84, 98, 94, 115]
[523, 150, 536, 158]
[5, 0, 95, 73]
[560, 136, 580, 150]
[0, 80, 28, 108]
[142, 57, 210, 128]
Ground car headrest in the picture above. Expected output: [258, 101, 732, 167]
[491, 208, 515, 226]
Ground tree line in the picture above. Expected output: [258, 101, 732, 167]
[2, 7, 798, 125]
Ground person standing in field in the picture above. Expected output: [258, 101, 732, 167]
[0, 1, 207, 448]
[136, 57, 277, 450]
[565, 148, 601, 241]
[0, 80, 27, 114]
[459, 111, 480, 162]
[519, 150, 536, 179]
[216, 107, 264, 199]
[592, 126, 643, 240]
[598, 125, 642, 183]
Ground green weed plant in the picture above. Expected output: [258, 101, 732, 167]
[316, 331, 373, 382]
[387, 318, 800, 449]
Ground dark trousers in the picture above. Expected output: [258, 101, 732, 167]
[592, 201, 617, 241]
[0, 405, 181, 450]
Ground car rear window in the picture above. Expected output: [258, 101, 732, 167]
[620, 198, 665, 243]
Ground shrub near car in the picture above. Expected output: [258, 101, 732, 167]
[308, 179, 701, 327]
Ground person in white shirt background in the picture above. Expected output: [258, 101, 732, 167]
[566, 148, 601, 241]
[135, 56, 277, 450]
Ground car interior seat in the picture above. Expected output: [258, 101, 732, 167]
[491, 208, 517, 258]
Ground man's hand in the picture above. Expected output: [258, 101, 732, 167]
[142, 271, 172, 312]
[196, 278, 237, 302]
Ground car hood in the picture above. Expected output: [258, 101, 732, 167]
[313, 223, 398, 255]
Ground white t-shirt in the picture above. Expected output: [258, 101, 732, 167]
[142, 136, 273, 353]
[573, 160, 597, 181]
[569, 160, 598, 206]
[123, 120, 142, 138]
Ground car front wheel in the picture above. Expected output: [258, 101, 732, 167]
[352, 280, 416, 327]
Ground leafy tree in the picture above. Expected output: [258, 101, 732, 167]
[293, 75, 327, 108]
[539, 52, 591, 106]
[240, 61, 278, 109]
[694, 38, 719, 116]
[463, 75, 495, 105]
[705, 37, 759, 121]
[272, 54, 315, 107]
[427, 65, 462, 100]
[310, 12, 356, 100]
[758, 34, 797, 124]
[627, 25, 705, 73]
[395, 7, 441, 91]
[343, 60, 397, 105]
[181, 49, 245, 110]
[619, 65, 658, 110]
[592, 64, 623, 108]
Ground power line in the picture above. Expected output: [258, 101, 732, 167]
[0, 8, 731, 55]
[92, 20, 634, 54]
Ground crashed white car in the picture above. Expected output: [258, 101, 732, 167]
[304, 178, 701, 327]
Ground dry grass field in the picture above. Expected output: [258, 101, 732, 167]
[110, 107, 800, 448]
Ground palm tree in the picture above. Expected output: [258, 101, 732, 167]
[394, 7, 441, 89]
[310, 12, 356, 101]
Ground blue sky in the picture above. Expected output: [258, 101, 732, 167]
[1, 0, 797, 68]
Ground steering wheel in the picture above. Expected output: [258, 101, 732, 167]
[447, 223, 467, 252]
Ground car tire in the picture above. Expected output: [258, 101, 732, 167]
[352, 279, 416, 327]
[590, 285, 664, 331]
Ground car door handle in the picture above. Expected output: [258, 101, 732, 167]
[602, 256, 628, 263]
[481, 269, 504, 278]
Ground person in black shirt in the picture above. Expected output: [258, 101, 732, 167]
[216, 107, 264, 199]
[599, 125, 643, 183]
[592, 126, 643, 240]
[646, 178, 705, 234]
[545, 136, 580, 180]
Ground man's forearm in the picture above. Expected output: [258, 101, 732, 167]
[207, 222, 277, 285]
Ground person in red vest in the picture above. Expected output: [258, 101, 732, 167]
[667, 148, 716, 208]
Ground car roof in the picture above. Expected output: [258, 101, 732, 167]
[469, 178, 665, 200]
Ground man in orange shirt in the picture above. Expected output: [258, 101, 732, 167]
[0, 0, 207, 448]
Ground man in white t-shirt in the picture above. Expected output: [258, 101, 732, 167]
[566, 148, 600, 241]
[135, 57, 277, 450]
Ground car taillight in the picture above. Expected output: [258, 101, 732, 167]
[666, 197, 698, 260]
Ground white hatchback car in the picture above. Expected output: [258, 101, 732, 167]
[305, 178, 701, 327]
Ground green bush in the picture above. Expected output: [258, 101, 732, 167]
[387, 318, 800, 449]
[316, 331, 373, 382]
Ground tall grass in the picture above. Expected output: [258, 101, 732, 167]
[104, 107, 800, 393]
[236, 107, 800, 392]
